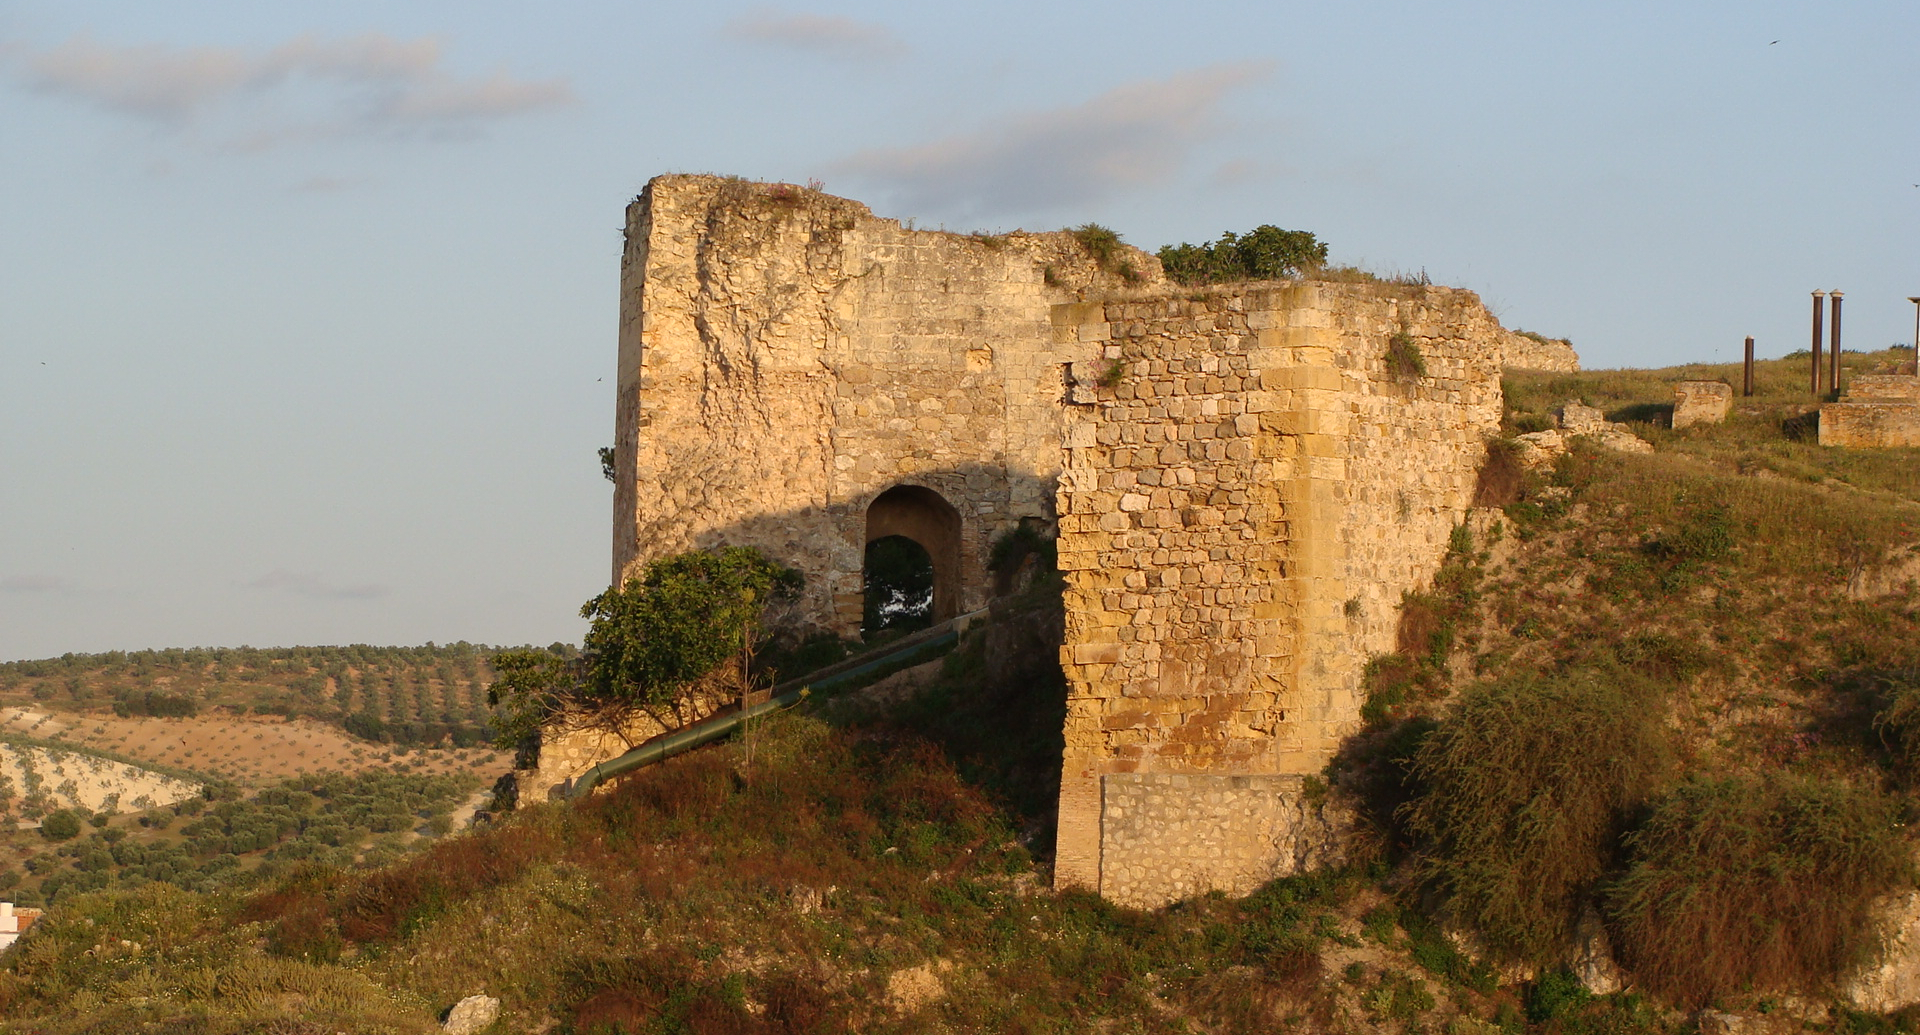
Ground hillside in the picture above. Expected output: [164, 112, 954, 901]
[0, 643, 511, 748]
[6, 349, 1920, 1033]
[0, 644, 514, 790]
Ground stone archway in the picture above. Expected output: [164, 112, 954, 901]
[864, 485, 964, 625]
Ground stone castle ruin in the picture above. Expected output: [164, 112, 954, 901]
[610, 174, 1578, 907]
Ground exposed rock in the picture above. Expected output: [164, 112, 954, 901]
[1673, 380, 1732, 429]
[1696, 1009, 1805, 1035]
[1557, 401, 1653, 454]
[1591, 427, 1655, 454]
[1512, 430, 1567, 469]
[1570, 908, 1623, 995]
[1559, 402, 1611, 435]
[1847, 889, 1920, 1011]
[886, 960, 952, 1014]
[444, 994, 500, 1035]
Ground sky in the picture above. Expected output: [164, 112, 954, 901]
[2, 0, 1916, 660]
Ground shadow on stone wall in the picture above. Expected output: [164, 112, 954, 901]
[621, 471, 1073, 853]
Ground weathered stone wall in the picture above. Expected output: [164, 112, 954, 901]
[1822, 375, 1920, 448]
[1050, 283, 1505, 905]
[1672, 380, 1732, 429]
[615, 175, 1549, 907]
[615, 175, 1151, 635]
[1499, 330, 1580, 372]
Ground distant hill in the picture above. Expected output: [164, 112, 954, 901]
[0, 642, 561, 749]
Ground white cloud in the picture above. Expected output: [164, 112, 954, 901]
[247, 569, 388, 600]
[0, 575, 68, 593]
[6, 31, 574, 146]
[723, 9, 906, 61]
[830, 62, 1272, 219]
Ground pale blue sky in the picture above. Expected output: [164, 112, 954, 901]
[2, 0, 1916, 659]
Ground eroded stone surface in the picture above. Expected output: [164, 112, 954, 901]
[1849, 890, 1920, 1011]
[444, 995, 499, 1035]
[1557, 401, 1653, 454]
[1821, 375, 1920, 447]
[1673, 380, 1732, 429]
[1513, 429, 1567, 469]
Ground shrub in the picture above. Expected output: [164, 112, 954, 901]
[1877, 676, 1920, 775]
[1158, 225, 1328, 285]
[1405, 669, 1672, 961]
[580, 547, 801, 707]
[1386, 332, 1427, 381]
[1608, 775, 1911, 1004]
[1070, 224, 1124, 267]
[39, 810, 80, 841]
[489, 547, 800, 745]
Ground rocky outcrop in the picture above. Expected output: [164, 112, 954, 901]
[1558, 402, 1653, 454]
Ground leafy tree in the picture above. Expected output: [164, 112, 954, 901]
[39, 810, 80, 841]
[489, 547, 801, 746]
[1158, 225, 1329, 285]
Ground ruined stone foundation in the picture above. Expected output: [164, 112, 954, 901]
[612, 174, 1560, 907]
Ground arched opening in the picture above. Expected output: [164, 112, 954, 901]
[864, 536, 934, 635]
[864, 485, 963, 636]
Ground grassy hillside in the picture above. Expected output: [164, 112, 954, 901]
[6, 350, 1920, 1033]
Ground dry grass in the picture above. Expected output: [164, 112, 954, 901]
[1608, 775, 1910, 1004]
[1406, 669, 1674, 961]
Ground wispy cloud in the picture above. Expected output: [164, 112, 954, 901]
[247, 569, 388, 600]
[6, 31, 574, 147]
[291, 174, 357, 193]
[831, 62, 1272, 219]
[722, 9, 907, 61]
[0, 575, 68, 593]
[1210, 157, 1289, 187]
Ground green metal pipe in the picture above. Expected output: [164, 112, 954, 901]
[565, 685, 809, 800]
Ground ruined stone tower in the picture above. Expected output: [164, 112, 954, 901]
[612, 174, 1576, 906]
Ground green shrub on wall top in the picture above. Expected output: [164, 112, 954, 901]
[1158, 225, 1329, 285]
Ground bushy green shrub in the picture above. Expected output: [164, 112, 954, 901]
[489, 547, 800, 745]
[1405, 669, 1672, 961]
[39, 809, 80, 841]
[1158, 225, 1328, 285]
[1608, 775, 1911, 1004]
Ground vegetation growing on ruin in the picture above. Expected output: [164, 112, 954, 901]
[1069, 223, 1143, 283]
[1158, 225, 1329, 285]
[1385, 331, 1428, 381]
